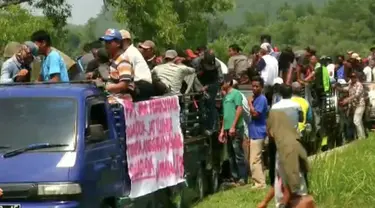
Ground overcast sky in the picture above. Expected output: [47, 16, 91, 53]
[67, 0, 103, 25]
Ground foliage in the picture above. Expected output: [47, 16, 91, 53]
[209, 0, 375, 61]
[0, 0, 71, 28]
[195, 136, 375, 208]
[105, 0, 234, 49]
[0, 5, 54, 48]
[221, 0, 328, 27]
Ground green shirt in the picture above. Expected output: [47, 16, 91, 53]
[223, 88, 243, 130]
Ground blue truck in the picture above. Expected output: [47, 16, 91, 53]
[0, 82, 222, 208]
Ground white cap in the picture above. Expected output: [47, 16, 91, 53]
[337, 79, 347, 84]
[165, 50, 178, 59]
[273, 77, 283, 85]
[260, 43, 272, 52]
[351, 53, 361, 60]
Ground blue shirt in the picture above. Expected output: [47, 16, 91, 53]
[337, 65, 344, 79]
[41, 50, 69, 82]
[248, 94, 268, 139]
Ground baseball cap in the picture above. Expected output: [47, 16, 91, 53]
[23, 41, 39, 57]
[119, 29, 131, 39]
[260, 43, 271, 51]
[139, 40, 155, 49]
[165, 50, 178, 59]
[185, 49, 197, 59]
[99, 29, 122, 41]
[3, 41, 21, 58]
[273, 77, 284, 85]
[351, 53, 361, 60]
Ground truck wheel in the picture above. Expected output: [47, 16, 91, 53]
[209, 168, 220, 194]
[195, 167, 207, 200]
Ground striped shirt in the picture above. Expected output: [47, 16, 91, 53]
[109, 54, 135, 92]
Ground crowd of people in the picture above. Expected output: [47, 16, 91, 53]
[0, 29, 372, 208]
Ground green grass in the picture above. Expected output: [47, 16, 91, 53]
[194, 136, 375, 208]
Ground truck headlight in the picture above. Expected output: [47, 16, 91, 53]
[37, 183, 81, 195]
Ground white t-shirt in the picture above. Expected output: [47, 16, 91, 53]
[363, 66, 372, 82]
[216, 58, 228, 74]
[261, 54, 279, 86]
[327, 63, 335, 80]
[121, 44, 152, 83]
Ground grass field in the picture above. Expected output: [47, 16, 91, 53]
[194, 137, 375, 208]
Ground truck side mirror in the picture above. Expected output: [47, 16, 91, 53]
[86, 124, 106, 143]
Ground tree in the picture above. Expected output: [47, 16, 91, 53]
[0, 0, 71, 28]
[105, 0, 234, 48]
[0, 5, 55, 47]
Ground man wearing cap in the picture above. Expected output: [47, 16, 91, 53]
[119, 29, 153, 89]
[138, 40, 157, 70]
[257, 42, 279, 104]
[31, 30, 69, 82]
[260, 34, 280, 59]
[152, 50, 195, 94]
[99, 28, 140, 100]
[1, 41, 38, 83]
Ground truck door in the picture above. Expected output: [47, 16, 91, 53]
[82, 96, 125, 207]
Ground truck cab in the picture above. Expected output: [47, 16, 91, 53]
[0, 82, 223, 208]
[0, 83, 129, 208]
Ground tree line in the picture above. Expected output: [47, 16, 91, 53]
[0, 0, 375, 61]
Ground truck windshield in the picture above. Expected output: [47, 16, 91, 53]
[0, 97, 77, 152]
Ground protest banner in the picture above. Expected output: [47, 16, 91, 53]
[117, 95, 185, 198]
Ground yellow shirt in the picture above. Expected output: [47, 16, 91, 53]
[291, 96, 309, 131]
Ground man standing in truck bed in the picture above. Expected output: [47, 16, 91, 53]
[31, 30, 69, 82]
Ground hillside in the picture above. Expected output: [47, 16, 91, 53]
[222, 0, 329, 27]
